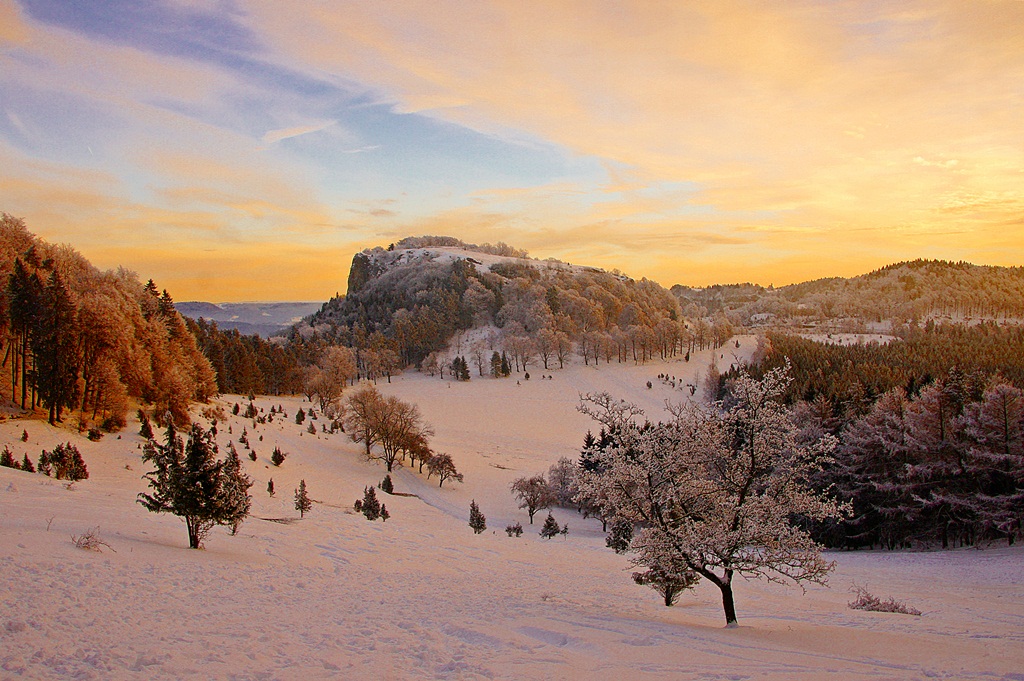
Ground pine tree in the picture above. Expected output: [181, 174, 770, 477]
[380, 474, 394, 494]
[490, 351, 503, 378]
[271, 447, 286, 466]
[138, 423, 247, 549]
[295, 408, 306, 424]
[138, 409, 154, 439]
[0, 446, 16, 469]
[380, 503, 390, 522]
[34, 270, 79, 424]
[500, 352, 511, 377]
[361, 485, 381, 520]
[294, 479, 312, 518]
[268, 478, 275, 497]
[606, 519, 634, 554]
[539, 512, 561, 539]
[45, 443, 88, 481]
[20, 453, 34, 473]
[222, 445, 253, 535]
[469, 499, 486, 534]
[505, 522, 523, 537]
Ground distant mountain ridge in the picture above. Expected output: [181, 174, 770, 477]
[177, 301, 323, 338]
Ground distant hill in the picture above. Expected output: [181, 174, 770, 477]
[177, 301, 323, 338]
[672, 259, 1024, 330]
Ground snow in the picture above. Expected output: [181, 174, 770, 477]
[2, 335, 1023, 680]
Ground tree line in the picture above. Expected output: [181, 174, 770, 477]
[0, 214, 216, 428]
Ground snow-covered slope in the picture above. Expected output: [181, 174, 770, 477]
[2, 340, 1023, 680]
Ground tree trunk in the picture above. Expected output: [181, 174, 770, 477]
[717, 573, 738, 627]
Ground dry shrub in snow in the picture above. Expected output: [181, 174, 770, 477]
[848, 585, 922, 616]
[71, 528, 113, 552]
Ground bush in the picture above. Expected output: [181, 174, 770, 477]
[505, 522, 524, 537]
[87, 428, 102, 441]
[71, 528, 113, 552]
[848, 586, 922, 616]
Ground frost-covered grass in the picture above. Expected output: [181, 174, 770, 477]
[848, 585, 922, 616]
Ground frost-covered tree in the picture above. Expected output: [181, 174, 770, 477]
[606, 519, 634, 554]
[632, 562, 698, 607]
[295, 479, 312, 518]
[468, 499, 486, 534]
[576, 366, 845, 627]
[510, 475, 554, 523]
[138, 423, 250, 549]
[44, 443, 88, 481]
[427, 452, 463, 487]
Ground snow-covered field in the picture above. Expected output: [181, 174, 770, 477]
[2, 336, 1023, 680]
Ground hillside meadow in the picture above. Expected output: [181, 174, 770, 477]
[2, 340, 1023, 680]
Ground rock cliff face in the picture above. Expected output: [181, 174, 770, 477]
[346, 251, 386, 295]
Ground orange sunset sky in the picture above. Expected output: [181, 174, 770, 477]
[1, 1, 1022, 301]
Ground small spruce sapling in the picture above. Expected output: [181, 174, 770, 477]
[21, 429, 29, 442]
[268, 478, 275, 497]
[138, 409, 154, 439]
[295, 408, 305, 425]
[294, 479, 312, 518]
[539, 512, 561, 540]
[306, 422, 316, 435]
[380, 504, 390, 522]
[468, 499, 486, 534]
[271, 447, 286, 466]
[0, 446, 16, 469]
[380, 474, 394, 494]
[505, 522, 524, 537]
[361, 486, 381, 520]
[21, 453, 35, 473]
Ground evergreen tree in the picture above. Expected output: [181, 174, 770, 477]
[33, 270, 79, 424]
[0, 446, 17, 469]
[539, 512, 561, 539]
[469, 499, 486, 534]
[294, 479, 312, 518]
[501, 352, 511, 377]
[138, 424, 247, 549]
[380, 474, 394, 494]
[138, 409, 154, 439]
[361, 485, 381, 520]
[45, 443, 88, 481]
[295, 408, 306, 424]
[271, 447, 286, 466]
[380, 503, 390, 522]
[505, 522, 524, 537]
[268, 478, 275, 497]
[20, 453, 34, 473]
[606, 519, 634, 554]
[222, 445, 253, 535]
[490, 351, 503, 378]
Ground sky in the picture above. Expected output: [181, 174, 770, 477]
[1, 1, 1022, 302]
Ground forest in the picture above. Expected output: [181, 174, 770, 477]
[0, 214, 216, 429]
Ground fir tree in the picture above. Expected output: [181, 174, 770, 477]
[380, 503, 390, 522]
[138, 423, 248, 549]
[0, 446, 16, 469]
[490, 351, 503, 378]
[21, 429, 28, 442]
[271, 447, 286, 466]
[539, 512, 561, 539]
[505, 522, 523, 537]
[501, 352, 511, 377]
[306, 421, 316, 435]
[606, 519, 634, 554]
[361, 485, 381, 520]
[20, 453, 34, 473]
[268, 478, 275, 497]
[138, 410, 154, 439]
[294, 479, 312, 518]
[222, 444, 253, 535]
[37, 450, 52, 476]
[469, 499, 486, 534]
[45, 443, 88, 481]
[380, 474, 394, 494]
[295, 408, 306, 424]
